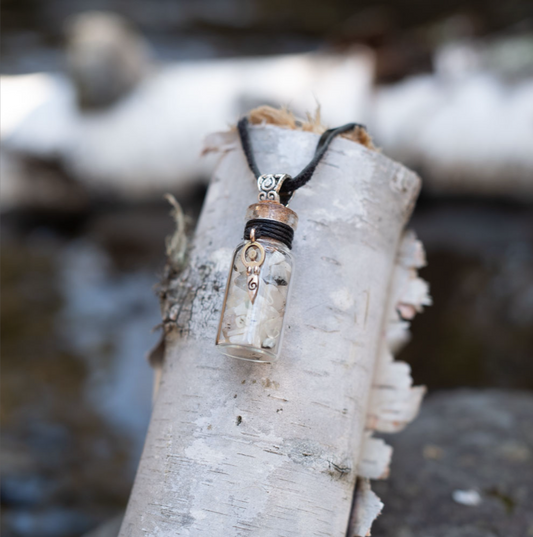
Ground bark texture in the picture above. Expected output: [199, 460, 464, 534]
[120, 123, 422, 536]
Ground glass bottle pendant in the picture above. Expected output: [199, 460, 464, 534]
[216, 174, 298, 363]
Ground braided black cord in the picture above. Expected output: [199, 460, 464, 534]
[237, 117, 366, 201]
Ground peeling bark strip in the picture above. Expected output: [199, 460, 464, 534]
[352, 230, 430, 536]
[120, 122, 422, 536]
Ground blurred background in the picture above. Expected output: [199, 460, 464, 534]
[1, 1, 532, 536]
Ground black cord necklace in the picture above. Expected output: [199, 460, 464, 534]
[237, 117, 363, 205]
[216, 116, 365, 364]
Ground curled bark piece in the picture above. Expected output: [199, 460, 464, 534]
[163, 193, 188, 273]
[353, 230, 430, 534]
[358, 434, 393, 480]
[350, 479, 384, 537]
[366, 351, 426, 433]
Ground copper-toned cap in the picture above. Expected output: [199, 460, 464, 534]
[245, 201, 298, 230]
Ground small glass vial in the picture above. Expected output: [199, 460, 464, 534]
[216, 182, 298, 363]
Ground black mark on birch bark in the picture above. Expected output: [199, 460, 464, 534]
[160, 259, 226, 337]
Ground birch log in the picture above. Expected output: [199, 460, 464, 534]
[120, 120, 422, 536]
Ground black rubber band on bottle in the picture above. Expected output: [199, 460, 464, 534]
[244, 219, 295, 249]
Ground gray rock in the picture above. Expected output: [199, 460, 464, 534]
[82, 515, 124, 537]
[371, 390, 533, 537]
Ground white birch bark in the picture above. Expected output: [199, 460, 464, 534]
[120, 123, 421, 536]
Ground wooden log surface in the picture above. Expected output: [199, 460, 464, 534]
[119, 122, 421, 536]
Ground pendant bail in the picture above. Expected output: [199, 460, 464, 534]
[257, 174, 293, 206]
